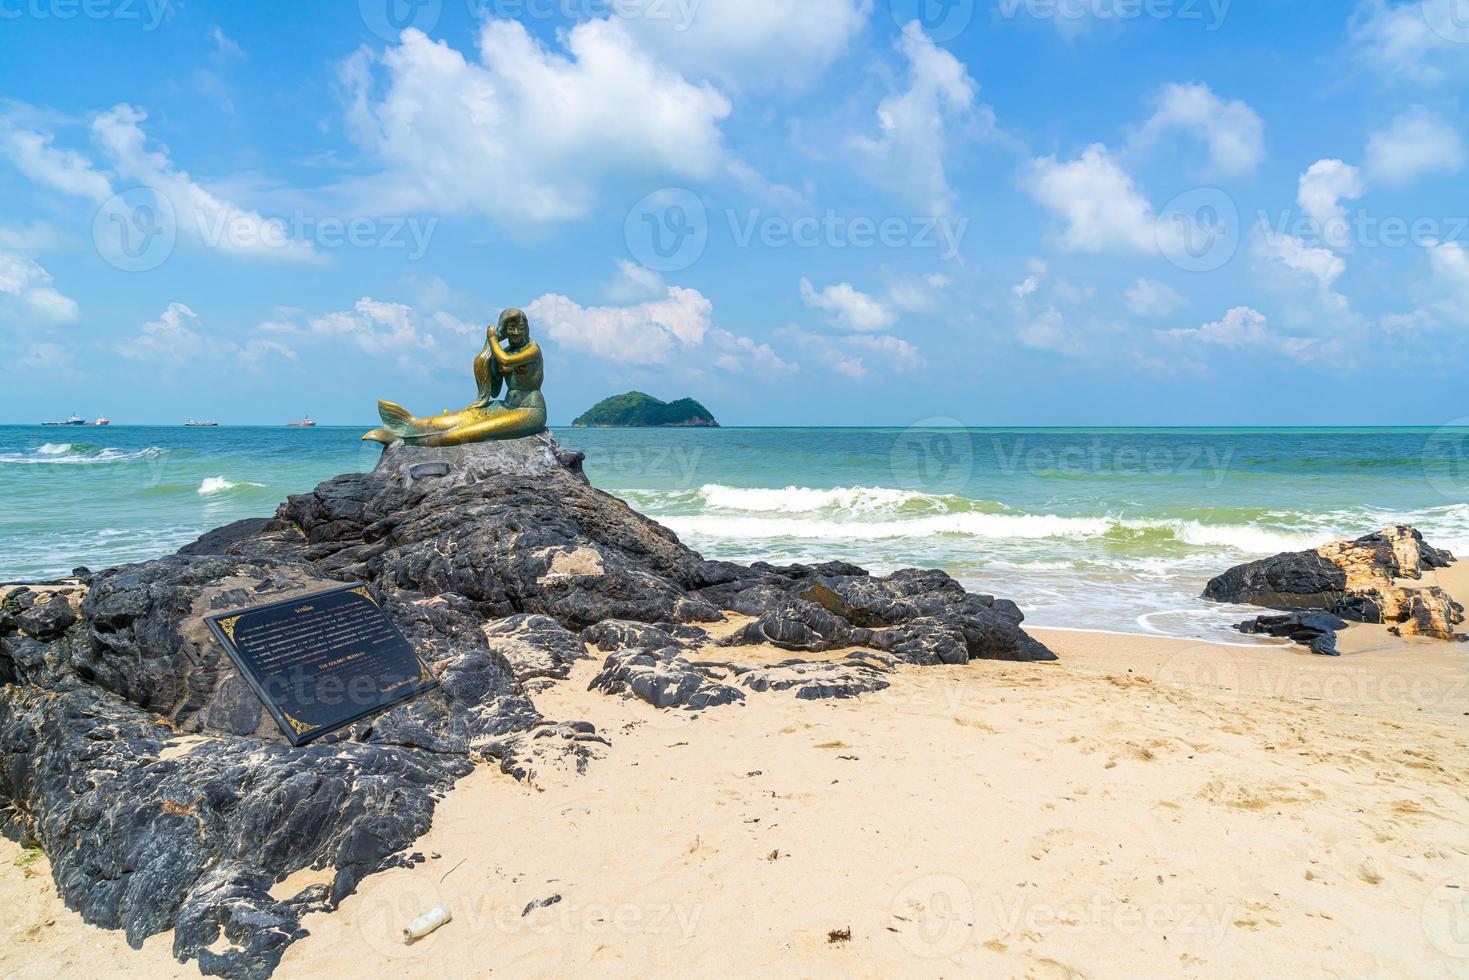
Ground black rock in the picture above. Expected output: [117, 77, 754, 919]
[1203, 551, 1348, 608]
[589, 648, 746, 710]
[1235, 611, 1350, 656]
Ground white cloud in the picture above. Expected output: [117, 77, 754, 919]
[210, 26, 246, 61]
[92, 105, 317, 263]
[1351, 0, 1469, 85]
[1, 105, 317, 263]
[850, 21, 980, 213]
[116, 303, 208, 363]
[1012, 274, 1041, 301]
[1297, 159, 1365, 251]
[1133, 82, 1265, 178]
[1387, 238, 1469, 330]
[1251, 227, 1352, 319]
[308, 297, 437, 357]
[340, 22, 731, 224]
[0, 121, 113, 200]
[1158, 306, 1318, 360]
[1366, 106, 1465, 185]
[885, 272, 951, 313]
[1017, 307, 1073, 352]
[799, 278, 895, 332]
[605, 260, 670, 303]
[781, 326, 921, 380]
[529, 288, 709, 364]
[0, 252, 79, 323]
[1023, 144, 1160, 253]
[524, 275, 801, 375]
[618, 0, 868, 90]
[113, 303, 300, 372]
[1125, 278, 1186, 317]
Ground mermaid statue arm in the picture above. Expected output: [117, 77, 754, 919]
[489, 339, 541, 369]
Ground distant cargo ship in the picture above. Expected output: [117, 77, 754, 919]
[286, 416, 317, 427]
[185, 420, 219, 427]
[43, 414, 107, 426]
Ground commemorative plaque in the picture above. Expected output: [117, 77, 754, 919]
[206, 584, 436, 746]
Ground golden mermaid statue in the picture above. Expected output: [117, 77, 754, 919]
[362, 307, 548, 447]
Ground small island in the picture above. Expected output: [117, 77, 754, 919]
[571, 391, 719, 428]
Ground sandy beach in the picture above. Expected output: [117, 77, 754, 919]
[5, 562, 1467, 978]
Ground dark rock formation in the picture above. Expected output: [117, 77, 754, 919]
[2, 431, 1053, 977]
[733, 653, 894, 700]
[710, 565, 1054, 665]
[589, 648, 747, 710]
[1204, 526, 1464, 641]
[1235, 611, 1350, 656]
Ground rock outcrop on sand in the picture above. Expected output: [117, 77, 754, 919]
[0, 432, 1053, 978]
[1205, 526, 1465, 641]
[1234, 611, 1350, 656]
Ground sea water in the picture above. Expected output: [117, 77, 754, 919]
[2, 425, 1466, 642]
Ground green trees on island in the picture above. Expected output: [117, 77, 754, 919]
[571, 392, 718, 427]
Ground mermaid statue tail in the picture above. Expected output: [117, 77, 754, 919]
[361, 400, 428, 445]
[361, 394, 547, 447]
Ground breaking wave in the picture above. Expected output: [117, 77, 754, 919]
[0, 445, 166, 465]
[197, 477, 267, 496]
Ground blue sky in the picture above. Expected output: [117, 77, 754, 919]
[1, 0, 1467, 426]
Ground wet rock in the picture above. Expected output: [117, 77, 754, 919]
[1204, 526, 1465, 641]
[1235, 612, 1349, 656]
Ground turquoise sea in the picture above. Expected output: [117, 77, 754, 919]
[3, 426, 1467, 642]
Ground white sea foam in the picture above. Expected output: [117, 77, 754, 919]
[660, 511, 1327, 553]
[0, 446, 164, 465]
[1164, 520, 1317, 553]
[695, 484, 963, 514]
[662, 512, 1115, 542]
[197, 477, 265, 495]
